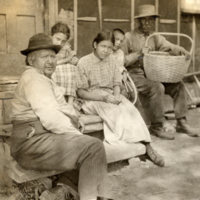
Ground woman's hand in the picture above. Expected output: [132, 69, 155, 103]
[62, 41, 71, 51]
[67, 50, 76, 60]
[114, 94, 122, 104]
[69, 56, 79, 65]
[103, 94, 121, 105]
[78, 120, 85, 133]
[122, 71, 128, 82]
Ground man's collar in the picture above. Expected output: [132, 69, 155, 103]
[25, 65, 44, 75]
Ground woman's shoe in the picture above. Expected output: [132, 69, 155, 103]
[145, 144, 165, 167]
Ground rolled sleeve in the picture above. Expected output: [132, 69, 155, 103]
[76, 60, 89, 90]
[113, 62, 122, 86]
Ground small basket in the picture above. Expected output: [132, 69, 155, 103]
[143, 32, 193, 83]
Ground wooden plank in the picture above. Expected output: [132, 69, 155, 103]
[2, 99, 13, 124]
[48, 0, 57, 33]
[177, 0, 181, 45]
[159, 19, 177, 24]
[0, 100, 3, 124]
[0, 91, 14, 100]
[0, 124, 13, 136]
[155, 0, 159, 32]
[77, 17, 97, 21]
[185, 71, 200, 77]
[98, 0, 102, 30]
[131, 0, 134, 29]
[5, 158, 63, 184]
[74, 0, 78, 52]
[0, 76, 19, 84]
[6, 14, 18, 54]
[84, 122, 103, 133]
[43, 0, 50, 35]
[0, 142, 13, 186]
[80, 114, 102, 125]
[103, 19, 130, 22]
[192, 15, 196, 71]
[0, 14, 7, 54]
[0, 54, 22, 76]
[0, 84, 17, 92]
[0, 4, 36, 15]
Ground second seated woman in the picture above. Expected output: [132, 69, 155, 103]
[76, 30, 164, 167]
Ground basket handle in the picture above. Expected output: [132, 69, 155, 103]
[144, 32, 193, 55]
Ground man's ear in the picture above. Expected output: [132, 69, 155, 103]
[27, 56, 34, 66]
[93, 42, 97, 49]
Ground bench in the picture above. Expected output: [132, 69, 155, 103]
[0, 76, 145, 185]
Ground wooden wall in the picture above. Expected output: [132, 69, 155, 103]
[0, 0, 44, 76]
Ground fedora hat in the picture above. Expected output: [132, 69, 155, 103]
[134, 4, 160, 19]
[21, 33, 61, 56]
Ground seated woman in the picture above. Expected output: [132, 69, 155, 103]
[76, 30, 164, 167]
[10, 33, 113, 200]
[51, 22, 78, 106]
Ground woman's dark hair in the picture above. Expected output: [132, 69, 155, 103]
[92, 30, 115, 48]
[51, 22, 70, 39]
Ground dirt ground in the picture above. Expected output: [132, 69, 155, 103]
[108, 108, 200, 200]
[1, 108, 200, 200]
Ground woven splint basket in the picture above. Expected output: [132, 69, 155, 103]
[143, 33, 193, 83]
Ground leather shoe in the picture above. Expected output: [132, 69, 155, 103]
[149, 126, 175, 140]
[176, 118, 200, 137]
[145, 144, 165, 167]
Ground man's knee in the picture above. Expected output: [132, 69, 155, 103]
[82, 135, 105, 153]
[149, 82, 165, 96]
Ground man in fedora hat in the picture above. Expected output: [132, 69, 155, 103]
[121, 4, 200, 140]
[10, 33, 113, 200]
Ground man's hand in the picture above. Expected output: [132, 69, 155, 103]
[142, 46, 152, 54]
[78, 120, 85, 133]
[180, 47, 190, 60]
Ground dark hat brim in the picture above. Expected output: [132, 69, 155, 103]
[134, 14, 161, 19]
[20, 44, 61, 56]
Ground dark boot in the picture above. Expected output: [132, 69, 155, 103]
[145, 144, 165, 167]
[39, 183, 79, 200]
[149, 123, 175, 140]
[176, 118, 200, 137]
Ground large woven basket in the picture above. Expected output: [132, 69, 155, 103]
[143, 32, 193, 83]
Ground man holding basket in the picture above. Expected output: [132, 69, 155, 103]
[121, 4, 200, 139]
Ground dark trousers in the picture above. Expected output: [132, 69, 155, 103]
[10, 119, 112, 200]
[129, 72, 188, 124]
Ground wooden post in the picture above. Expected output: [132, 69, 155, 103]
[177, 0, 181, 45]
[48, 0, 57, 33]
[192, 15, 196, 71]
[131, 0, 134, 30]
[74, 0, 78, 52]
[43, 0, 49, 34]
[155, 0, 159, 32]
[98, 0, 102, 30]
